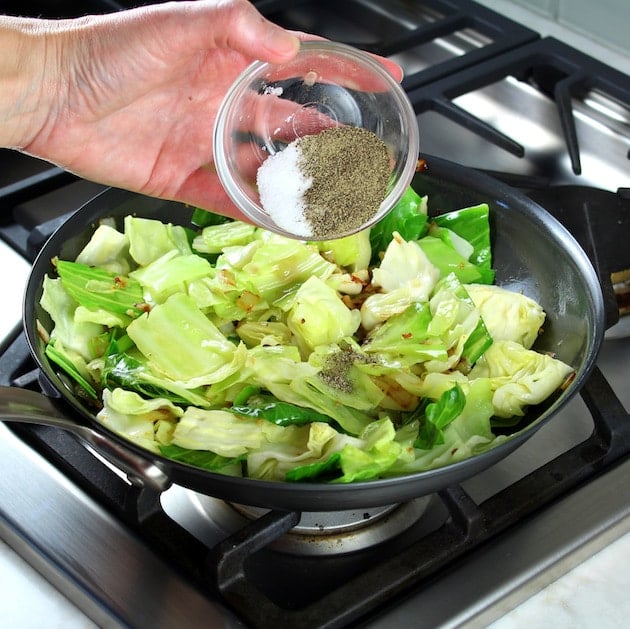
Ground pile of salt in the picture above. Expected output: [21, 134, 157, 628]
[256, 141, 313, 238]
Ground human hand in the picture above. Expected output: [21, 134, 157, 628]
[2, 0, 403, 220]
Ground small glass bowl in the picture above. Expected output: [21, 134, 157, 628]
[213, 40, 419, 240]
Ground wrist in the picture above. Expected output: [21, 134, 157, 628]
[0, 16, 57, 150]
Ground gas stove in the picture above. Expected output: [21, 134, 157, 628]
[1, 1, 630, 628]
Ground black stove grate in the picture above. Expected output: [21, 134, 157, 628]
[407, 37, 630, 176]
[254, 0, 538, 89]
[208, 367, 630, 628]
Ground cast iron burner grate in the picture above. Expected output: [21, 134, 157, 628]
[253, 0, 538, 89]
[1, 328, 629, 628]
[408, 36, 630, 178]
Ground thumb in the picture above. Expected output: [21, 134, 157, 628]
[217, 0, 300, 63]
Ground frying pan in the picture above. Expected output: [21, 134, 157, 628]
[0, 155, 607, 511]
[523, 184, 630, 339]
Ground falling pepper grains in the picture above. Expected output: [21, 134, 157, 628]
[257, 126, 391, 240]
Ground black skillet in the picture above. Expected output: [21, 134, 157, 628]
[525, 184, 630, 337]
[0, 155, 608, 511]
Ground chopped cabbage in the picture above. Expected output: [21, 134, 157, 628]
[40, 275, 104, 362]
[288, 276, 361, 352]
[38, 190, 575, 483]
[316, 229, 372, 271]
[75, 223, 131, 275]
[469, 340, 573, 418]
[361, 232, 440, 331]
[126, 293, 247, 387]
[466, 284, 545, 349]
[125, 215, 192, 265]
[371, 232, 439, 293]
[97, 388, 183, 453]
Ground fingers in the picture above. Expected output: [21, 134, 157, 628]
[374, 55, 404, 83]
[202, 2, 402, 83]
[291, 32, 404, 84]
[217, 0, 300, 63]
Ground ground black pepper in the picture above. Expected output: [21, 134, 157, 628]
[298, 126, 391, 239]
[318, 348, 377, 393]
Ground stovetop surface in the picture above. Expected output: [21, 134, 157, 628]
[1, 0, 630, 628]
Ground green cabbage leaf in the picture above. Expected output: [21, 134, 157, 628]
[126, 292, 247, 387]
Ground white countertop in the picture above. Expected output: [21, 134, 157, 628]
[0, 538, 97, 628]
[488, 529, 630, 628]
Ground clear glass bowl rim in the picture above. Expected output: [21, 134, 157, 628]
[213, 40, 420, 238]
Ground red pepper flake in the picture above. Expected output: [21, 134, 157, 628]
[402, 332, 412, 339]
[219, 269, 236, 287]
[236, 291, 260, 313]
[350, 273, 368, 286]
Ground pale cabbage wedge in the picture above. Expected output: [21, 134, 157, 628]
[126, 292, 247, 387]
[287, 276, 362, 352]
[247, 422, 352, 481]
[469, 340, 573, 418]
[97, 388, 183, 454]
[199, 344, 319, 407]
[192, 221, 257, 254]
[235, 235, 337, 304]
[169, 408, 412, 483]
[316, 229, 372, 271]
[40, 275, 105, 362]
[125, 215, 192, 265]
[361, 232, 440, 331]
[74, 305, 129, 329]
[425, 274, 492, 372]
[371, 232, 439, 293]
[466, 284, 545, 349]
[129, 251, 213, 304]
[75, 223, 131, 275]
[172, 407, 266, 457]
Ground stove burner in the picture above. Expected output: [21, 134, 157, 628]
[196, 497, 432, 555]
[410, 37, 630, 189]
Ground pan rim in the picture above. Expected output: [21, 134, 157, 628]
[21, 155, 606, 509]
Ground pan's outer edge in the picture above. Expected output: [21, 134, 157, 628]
[20, 156, 606, 511]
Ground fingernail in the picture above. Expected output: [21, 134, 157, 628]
[266, 30, 300, 59]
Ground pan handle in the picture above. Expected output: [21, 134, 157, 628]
[0, 386, 171, 493]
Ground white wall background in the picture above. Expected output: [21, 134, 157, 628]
[475, 0, 630, 74]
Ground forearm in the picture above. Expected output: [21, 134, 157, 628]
[0, 0, 305, 216]
[0, 17, 53, 149]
